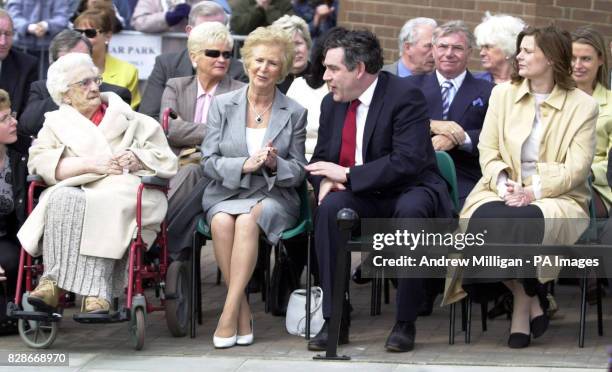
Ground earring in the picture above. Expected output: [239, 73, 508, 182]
[105, 40, 109, 46]
[192, 63, 197, 68]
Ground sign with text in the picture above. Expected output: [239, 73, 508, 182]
[108, 32, 162, 80]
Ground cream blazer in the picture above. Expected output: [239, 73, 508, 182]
[443, 80, 598, 305]
[590, 83, 612, 210]
[461, 79, 598, 245]
[17, 92, 178, 259]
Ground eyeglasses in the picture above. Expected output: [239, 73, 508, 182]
[201, 49, 232, 59]
[74, 28, 98, 38]
[435, 43, 468, 54]
[69, 76, 102, 88]
[0, 111, 16, 124]
[0, 31, 13, 38]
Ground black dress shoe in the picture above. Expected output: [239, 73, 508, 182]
[530, 314, 549, 338]
[307, 320, 349, 351]
[351, 265, 371, 285]
[508, 332, 530, 348]
[385, 321, 416, 352]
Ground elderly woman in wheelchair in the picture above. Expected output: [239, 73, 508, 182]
[17, 53, 177, 315]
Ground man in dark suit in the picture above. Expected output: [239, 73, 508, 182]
[408, 20, 493, 316]
[0, 10, 38, 117]
[139, 1, 247, 119]
[305, 28, 453, 352]
[18, 30, 131, 139]
[408, 21, 494, 204]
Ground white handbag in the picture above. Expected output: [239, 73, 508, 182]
[285, 286, 324, 338]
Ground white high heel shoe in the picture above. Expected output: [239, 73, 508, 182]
[213, 332, 237, 348]
[236, 318, 254, 346]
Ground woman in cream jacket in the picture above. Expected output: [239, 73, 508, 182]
[446, 25, 598, 349]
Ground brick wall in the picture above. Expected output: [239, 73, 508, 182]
[338, 0, 612, 68]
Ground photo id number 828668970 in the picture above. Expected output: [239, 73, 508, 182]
[2, 352, 68, 366]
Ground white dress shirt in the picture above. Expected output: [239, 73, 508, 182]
[435, 70, 472, 151]
[354, 77, 378, 166]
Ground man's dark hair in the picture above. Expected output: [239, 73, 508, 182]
[49, 30, 93, 64]
[323, 27, 383, 74]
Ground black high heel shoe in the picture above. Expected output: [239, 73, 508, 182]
[508, 332, 531, 348]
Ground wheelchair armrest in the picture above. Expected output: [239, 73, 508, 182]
[141, 176, 169, 187]
[27, 175, 43, 183]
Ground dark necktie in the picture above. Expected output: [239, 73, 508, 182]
[339, 99, 361, 167]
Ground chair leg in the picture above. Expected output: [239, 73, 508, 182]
[383, 278, 390, 305]
[370, 273, 380, 316]
[216, 267, 221, 285]
[197, 245, 202, 325]
[597, 279, 603, 336]
[481, 301, 487, 332]
[305, 232, 312, 340]
[449, 302, 455, 345]
[461, 298, 467, 331]
[465, 297, 472, 344]
[190, 231, 202, 338]
[264, 242, 273, 313]
[579, 275, 588, 348]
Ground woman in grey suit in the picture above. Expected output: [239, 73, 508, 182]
[201, 26, 307, 348]
[160, 22, 244, 257]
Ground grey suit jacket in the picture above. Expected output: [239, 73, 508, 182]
[382, 61, 399, 76]
[160, 74, 245, 154]
[201, 86, 307, 242]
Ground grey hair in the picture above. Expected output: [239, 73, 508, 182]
[46, 53, 98, 106]
[189, 1, 228, 26]
[398, 17, 437, 52]
[474, 12, 526, 58]
[49, 30, 93, 64]
[272, 15, 312, 51]
[433, 20, 476, 49]
[187, 21, 233, 55]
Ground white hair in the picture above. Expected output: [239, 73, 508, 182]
[46, 53, 98, 106]
[187, 21, 233, 55]
[398, 17, 437, 52]
[474, 12, 526, 58]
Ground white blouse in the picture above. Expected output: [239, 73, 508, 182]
[246, 127, 267, 156]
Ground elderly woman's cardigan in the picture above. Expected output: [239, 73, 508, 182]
[17, 92, 178, 259]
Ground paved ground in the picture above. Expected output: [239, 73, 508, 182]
[0, 249, 610, 371]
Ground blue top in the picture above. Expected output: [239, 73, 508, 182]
[397, 60, 413, 78]
[6, 0, 70, 51]
[474, 71, 493, 83]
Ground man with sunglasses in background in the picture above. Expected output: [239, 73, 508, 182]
[18, 30, 131, 142]
[0, 10, 38, 118]
[139, 1, 247, 119]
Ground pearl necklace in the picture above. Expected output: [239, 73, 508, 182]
[247, 96, 273, 125]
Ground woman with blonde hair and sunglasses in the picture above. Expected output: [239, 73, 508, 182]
[160, 21, 244, 258]
[73, 7, 141, 108]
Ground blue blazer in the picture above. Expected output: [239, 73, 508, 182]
[309, 71, 453, 218]
[408, 71, 494, 202]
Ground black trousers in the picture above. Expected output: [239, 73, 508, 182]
[0, 236, 20, 299]
[314, 187, 436, 322]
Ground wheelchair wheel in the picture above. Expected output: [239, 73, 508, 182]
[17, 318, 58, 349]
[130, 307, 146, 350]
[165, 260, 190, 337]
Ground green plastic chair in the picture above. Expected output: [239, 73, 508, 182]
[189, 180, 313, 338]
[435, 150, 460, 212]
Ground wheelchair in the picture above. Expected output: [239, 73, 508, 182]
[7, 125, 190, 351]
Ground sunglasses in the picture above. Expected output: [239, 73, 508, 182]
[74, 28, 98, 38]
[202, 49, 232, 59]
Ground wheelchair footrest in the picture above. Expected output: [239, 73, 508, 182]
[7, 302, 62, 322]
[73, 309, 128, 324]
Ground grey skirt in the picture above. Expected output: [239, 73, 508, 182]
[206, 192, 297, 245]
